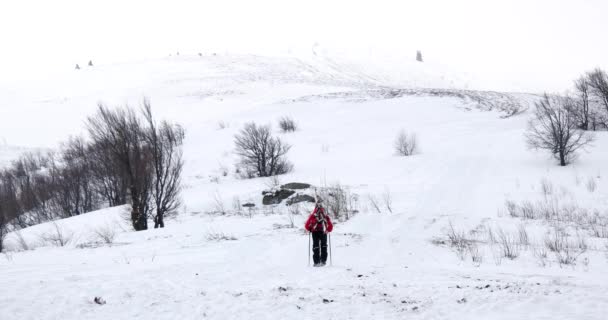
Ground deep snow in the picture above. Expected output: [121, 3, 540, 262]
[1, 54, 607, 319]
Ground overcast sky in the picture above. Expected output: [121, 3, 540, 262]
[1, 0, 607, 92]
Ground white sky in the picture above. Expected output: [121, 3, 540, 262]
[1, 0, 607, 92]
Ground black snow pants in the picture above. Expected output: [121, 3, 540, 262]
[312, 231, 328, 264]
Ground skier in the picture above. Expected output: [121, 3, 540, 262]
[305, 201, 333, 267]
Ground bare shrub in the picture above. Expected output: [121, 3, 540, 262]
[505, 200, 518, 217]
[517, 224, 530, 248]
[382, 187, 393, 213]
[496, 228, 519, 260]
[217, 121, 229, 130]
[590, 221, 608, 238]
[211, 192, 227, 215]
[92, 225, 117, 245]
[446, 222, 470, 260]
[526, 94, 594, 166]
[544, 227, 567, 253]
[486, 225, 497, 245]
[534, 247, 549, 267]
[39, 222, 74, 247]
[232, 196, 243, 215]
[234, 123, 292, 178]
[468, 243, 483, 265]
[368, 195, 382, 214]
[505, 200, 537, 219]
[540, 178, 554, 197]
[543, 227, 584, 266]
[394, 130, 418, 156]
[520, 201, 537, 219]
[206, 232, 237, 241]
[586, 177, 597, 193]
[278, 116, 297, 133]
[318, 184, 358, 222]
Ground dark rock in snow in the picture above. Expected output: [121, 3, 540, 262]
[262, 188, 295, 205]
[286, 194, 316, 206]
[281, 182, 311, 190]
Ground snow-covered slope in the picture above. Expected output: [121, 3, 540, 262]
[1, 54, 607, 319]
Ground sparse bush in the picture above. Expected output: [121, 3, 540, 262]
[234, 123, 293, 178]
[446, 222, 470, 261]
[317, 184, 359, 222]
[540, 178, 554, 197]
[218, 121, 229, 130]
[278, 116, 297, 133]
[206, 232, 237, 241]
[211, 192, 227, 215]
[505, 200, 518, 217]
[534, 247, 549, 267]
[92, 225, 117, 245]
[496, 228, 519, 259]
[382, 187, 393, 213]
[232, 196, 243, 215]
[586, 177, 597, 193]
[486, 225, 497, 245]
[39, 222, 74, 247]
[468, 243, 483, 265]
[368, 195, 382, 214]
[517, 224, 530, 247]
[520, 200, 537, 219]
[394, 130, 418, 156]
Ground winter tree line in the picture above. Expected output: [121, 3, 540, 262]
[0, 100, 184, 251]
[527, 68, 608, 166]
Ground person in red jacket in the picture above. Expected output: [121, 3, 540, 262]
[305, 201, 333, 266]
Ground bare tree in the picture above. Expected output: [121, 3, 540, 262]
[587, 68, 608, 115]
[569, 76, 591, 130]
[51, 137, 99, 217]
[526, 94, 594, 166]
[87, 104, 152, 231]
[88, 139, 129, 207]
[234, 123, 292, 177]
[142, 101, 184, 228]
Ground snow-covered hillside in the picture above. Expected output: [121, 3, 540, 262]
[1, 54, 607, 319]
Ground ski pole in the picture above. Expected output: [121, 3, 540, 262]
[308, 232, 311, 266]
[329, 233, 332, 266]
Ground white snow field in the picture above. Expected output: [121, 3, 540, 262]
[1, 53, 608, 319]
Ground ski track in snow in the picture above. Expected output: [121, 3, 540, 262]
[1, 54, 608, 319]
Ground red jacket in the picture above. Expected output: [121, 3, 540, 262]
[305, 207, 333, 233]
